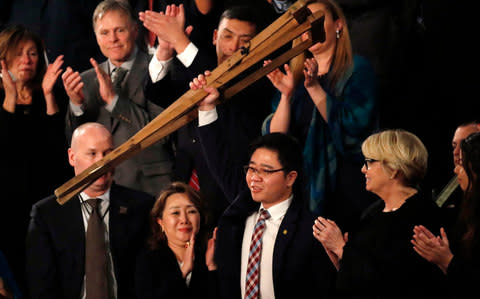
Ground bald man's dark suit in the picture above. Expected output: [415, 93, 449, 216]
[26, 183, 155, 299]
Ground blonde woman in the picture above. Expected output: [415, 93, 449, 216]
[312, 129, 450, 298]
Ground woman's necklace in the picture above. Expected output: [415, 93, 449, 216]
[16, 87, 33, 105]
[384, 189, 418, 212]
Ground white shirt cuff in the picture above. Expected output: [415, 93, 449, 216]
[177, 42, 198, 68]
[198, 108, 218, 127]
[149, 55, 173, 83]
[69, 101, 84, 116]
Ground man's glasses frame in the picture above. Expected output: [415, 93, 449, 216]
[243, 165, 285, 177]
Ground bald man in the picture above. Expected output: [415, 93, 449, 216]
[26, 122, 155, 299]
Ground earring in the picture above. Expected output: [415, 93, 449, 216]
[336, 29, 340, 39]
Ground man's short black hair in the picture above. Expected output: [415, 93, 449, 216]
[249, 132, 303, 175]
[218, 5, 262, 32]
[249, 133, 307, 204]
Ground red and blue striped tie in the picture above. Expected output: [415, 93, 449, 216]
[245, 209, 271, 299]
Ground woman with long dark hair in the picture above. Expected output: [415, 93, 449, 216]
[412, 132, 480, 298]
[0, 24, 67, 293]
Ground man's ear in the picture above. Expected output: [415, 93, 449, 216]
[286, 170, 298, 188]
[68, 148, 75, 167]
[212, 29, 218, 46]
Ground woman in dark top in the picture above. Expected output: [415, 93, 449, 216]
[135, 181, 217, 299]
[313, 129, 450, 298]
[0, 24, 68, 292]
[412, 132, 480, 298]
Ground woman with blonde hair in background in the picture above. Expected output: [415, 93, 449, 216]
[313, 129, 450, 298]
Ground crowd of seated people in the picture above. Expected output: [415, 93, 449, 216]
[0, 1, 474, 299]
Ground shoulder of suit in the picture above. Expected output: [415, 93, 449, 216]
[32, 194, 74, 214]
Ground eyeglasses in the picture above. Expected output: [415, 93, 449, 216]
[364, 158, 379, 170]
[243, 165, 285, 177]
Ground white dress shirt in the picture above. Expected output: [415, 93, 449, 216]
[148, 42, 198, 83]
[240, 196, 293, 299]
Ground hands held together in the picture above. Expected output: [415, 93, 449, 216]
[411, 225, 453, 274]
[263, 57, 322, 100]
[181, 227, 218, 278]
[1, 55, 64, 114]
[139, 4, 193, 61]
[312, 218, 456, 274]
[62, 57, 119, 106]
[313, 216, 346, 270]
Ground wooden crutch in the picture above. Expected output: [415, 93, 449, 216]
[55, 0, 325, 204]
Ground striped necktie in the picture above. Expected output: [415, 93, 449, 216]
[245, 209, 271, 299]
[111, 67, 127, 93]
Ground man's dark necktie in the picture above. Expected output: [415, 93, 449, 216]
[85, 198, 109, 299]
[111, 67, 127, 94]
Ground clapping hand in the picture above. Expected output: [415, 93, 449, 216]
[42, 55, 64, 97]
[90, 58, 116, 105]
[264, 60, 295, 99]
[206, 227, 217, 271]
[1, 59, 17, 113]
[139, 4, 193, 61]
[303, 57, 320, 88]
[181, 233, 195, 278]
[313, 216, 346, 270]
[62, 66, 85, 106]
[411, 225, 453, 274]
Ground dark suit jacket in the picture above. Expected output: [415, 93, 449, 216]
[26, 183, 155, 299]
[336, 193, 450, 298]
[65, 49, 173, 196]
[135, 243, 216, 299]
[197, 119, 335, 299]
[215, 190, 335, 299]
